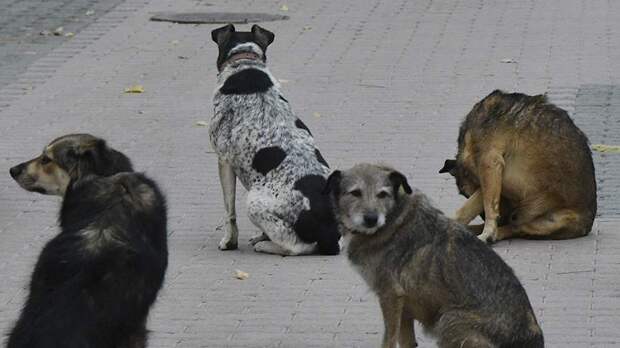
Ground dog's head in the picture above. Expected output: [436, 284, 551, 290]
[323, 164, 412, 235]
[9, 134, 133, 196]
[438, 159, 478, 198]
[211, 24, 275, 71]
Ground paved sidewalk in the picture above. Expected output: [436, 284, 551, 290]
[1, 0, 619, 347]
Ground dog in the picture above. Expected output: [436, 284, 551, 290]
[209, 23, 340, 256]
[440, 90, 597, 243]
[8, 134, 168, 348]
[325, 163, 544, 348]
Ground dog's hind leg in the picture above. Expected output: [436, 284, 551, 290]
[218, 160, 239, 250]
[247, 190, 316, 256]
[477, 151, 505, 243]
[454, 190, 483, 224]
[249, 232, 270, 246]
[514, 209, 589, 240]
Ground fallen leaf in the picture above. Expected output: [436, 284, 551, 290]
[39, 30, 51, 36]
[500, 58, 516, 63]
[280, 4, 289, 11]
[234, 270, 249, 280]
[302, 26, 312, 31]
[195, 121, 208, 127]
[53, 27, 64, 36]
[591, 144, 620, 153]
[86, 10, 95, 16]
[124, 85, 144, 93]
[313, 112, 321, 118]
[64, 32, 75, 37]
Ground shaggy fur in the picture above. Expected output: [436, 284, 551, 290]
[440, 90, 597, 243]
[326, 164, 544, 348]
[210, 24, 339, 255]
[8, 134, 168, 348]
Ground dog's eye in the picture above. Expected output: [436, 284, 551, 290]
[349, 189, 362, 197]
[40, 156, 51, 165]
[377, 191, 390, 199]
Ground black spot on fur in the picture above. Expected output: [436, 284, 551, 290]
[220, 69, 273, 95]
[315, 149, 329, 168]
[252, 146, 287, 175]
[295, 119, 313, 136]
[293, 175, 340, 255]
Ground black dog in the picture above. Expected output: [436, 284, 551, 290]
[8, 134, 168, 348]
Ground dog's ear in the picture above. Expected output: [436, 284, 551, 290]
[322, 170, 342, 195]
[211, 23, 235, 44]
[389, 171, 412, 195]
[251, 24, 275, 50]
[439, 159, 457, 175]
[69, 139, 133, 179]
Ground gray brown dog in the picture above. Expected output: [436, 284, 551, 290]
[325, 164, 543, 348]
[440, 90, 597, 243]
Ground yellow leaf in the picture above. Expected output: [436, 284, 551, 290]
[234, 270, 249, 280]
[280, 4, 289, 11]
[195, 121, 208, 127]
[313, 112, 321, 118]
[591, 144, 620, 153]
[124, 85, 144, 93]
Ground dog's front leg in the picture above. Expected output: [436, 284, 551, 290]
[454, 189, 483, 225]
[218, 160, 239, 250]
[478, 151, 504, 243]
[379, 295, 404, 348]
[399, 309, 417, 348]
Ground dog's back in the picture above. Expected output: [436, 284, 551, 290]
[8, 173, 168, 348]
[471, 91, 595, 215]
[450, 90, 596, 240]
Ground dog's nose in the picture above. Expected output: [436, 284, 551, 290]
[363, 213, 378, 227]
[9, 165, 23, 179]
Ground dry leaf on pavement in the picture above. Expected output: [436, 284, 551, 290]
[234, 270, 249, 280]
[124, 85, 144, 93]
[591, 144, 620, 153]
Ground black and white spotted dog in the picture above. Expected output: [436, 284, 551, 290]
[210, 24, 340, 256]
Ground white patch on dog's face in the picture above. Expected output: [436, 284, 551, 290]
[345, 213, 386, 235]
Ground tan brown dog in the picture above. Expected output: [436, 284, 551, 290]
[440, 90, 597, 243]
[325, 164, 543, 348]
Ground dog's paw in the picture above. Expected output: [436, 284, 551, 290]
[477, 232, 496, 244]
[249, 233, 270, 246]
[218, 238, 238, 250]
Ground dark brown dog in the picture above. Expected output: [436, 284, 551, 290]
[440, 90, 597, 243]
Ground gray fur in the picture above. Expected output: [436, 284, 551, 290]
[329, 164, 544, 348]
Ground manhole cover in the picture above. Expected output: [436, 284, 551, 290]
[150, 12, 289, 24]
